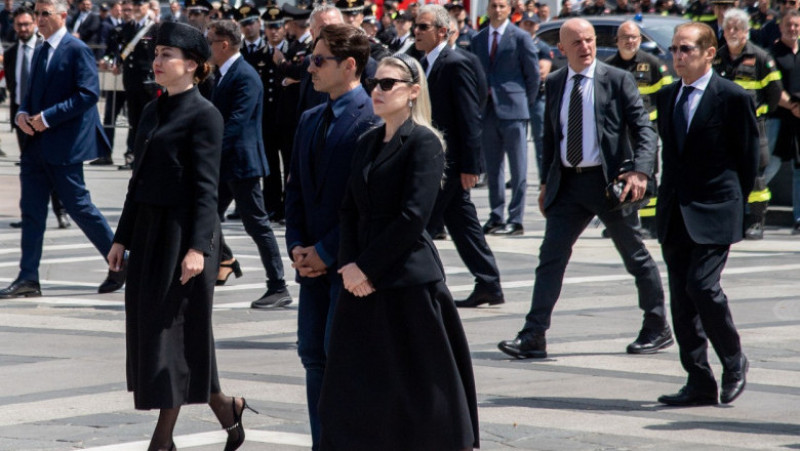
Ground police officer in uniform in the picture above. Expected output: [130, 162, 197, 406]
[606, 20, 674, 238]
[362, 6, 391, 60]
[446, 1, 475, 51]
[105, 0, 156, 170]
[714, 8, 782, 239]
[702, 0, 735, 48]
[684, 0, 716, 22]
[185, 0, 212, 35]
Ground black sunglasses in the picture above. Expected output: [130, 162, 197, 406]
[365, 77, 412, 92]
[668, 44, 699, 54]
[33, 10, 54, 17]
[413, 23, 434, 31]
[311, 54, 343, 67]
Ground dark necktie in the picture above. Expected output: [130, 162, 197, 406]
[213, 68, 222, 86]
[420, 57, 429, 73]
[249, 44, 256, 54]
[673, 85, 694, 153]
[566, 74, 585, 167]
[20, 43, 31, 104]
[313, 103, 334, 178]
[490, 31, 499, 64]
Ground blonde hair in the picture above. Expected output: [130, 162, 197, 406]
[378, 55, 445, 151]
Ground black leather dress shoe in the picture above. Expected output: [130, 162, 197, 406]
[98, 261, 127, 294]
[658, 385, 718, 406]
[56, 214, 71, 229]
[0, 279, 42, 299]
[227, 211, 242, 220]
[482, 219, 505, 234]
[455, 290, 505, 308]
[626, 325, 674, 354]
[492, 222, 524, 236]
[720, 355, 749, 404]
[498, 331, 547, 359]
[251, 288, 293, 309]
[432, 231, 448, 240]
[89, 156, 114, 166]
[10, 220, 22, 228]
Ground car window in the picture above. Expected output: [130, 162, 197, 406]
[538, 28, 560, 47]
[595, 25, 618, 50]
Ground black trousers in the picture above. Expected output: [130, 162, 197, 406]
[427, 174, 501, 292]
[124, 84, 154, 154]
[217, 177, 286, 291]
[523, 169, 666, 333]
[102, 90, 126, 154]
[661, 205, 743, 391]
[262, 125, 291, 220]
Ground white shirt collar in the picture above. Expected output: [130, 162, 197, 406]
[46, 26, 68, 50]
[298, 30, 311, 43]
[245, 37, 262, 47]
[489, 19, 510, 36]
[567, 58, 597, 81]
[424, 41, 448, 71]
[681, 67, 713, 92]
[218, 52, 241, 78]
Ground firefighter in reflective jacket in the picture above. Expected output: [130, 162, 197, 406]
[714, 8, 782, 239]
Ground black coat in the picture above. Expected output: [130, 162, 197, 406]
[427, 46, 483, 176]
[114, 87, 224, 410]
[656, 73, 759, 245]
[319, 119, 479, 450]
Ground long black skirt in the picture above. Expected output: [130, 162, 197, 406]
[125, 204, 221, 410]
[318, 280, 479, 450]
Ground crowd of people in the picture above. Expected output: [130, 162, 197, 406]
[0, 0, 798, 447]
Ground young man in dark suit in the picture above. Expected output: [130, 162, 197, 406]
[0, 0, 124, 298]
[655, 22, 757, 406]
[497, 18, 670, 359]
[415, 4, 505, 308]
[284, 24, 379, 450]
[207, 19, 292, 309]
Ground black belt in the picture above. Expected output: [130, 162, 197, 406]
[562, 165, 602, 174]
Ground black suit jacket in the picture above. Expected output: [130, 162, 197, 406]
[456, 47, 488, 112]
[541, 61, 657, 210]
[115, 87, 223, 255]
[656, 73, 759, 245]
[339, 120, 446, 290]
[69, 12, 102, 48]
[4, 36, 43, 113]
[427, 46, 483, 176]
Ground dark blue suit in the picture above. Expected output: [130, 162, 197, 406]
[284, 85, 379, 450]
[471, 21, 539, 227]
[212, 55, 286, 291]
[17, 30, 114, 282]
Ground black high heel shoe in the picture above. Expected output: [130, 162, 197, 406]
[224, 397, 259, 451]
[216, 259, 243, 286]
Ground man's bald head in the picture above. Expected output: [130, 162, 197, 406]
[558, 18, 597, 72]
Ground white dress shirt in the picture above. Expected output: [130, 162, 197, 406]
[217, 52, 241, 83]
[559, 60, 601, 168]
[487, 18, 510, 49]
[676, 68, 713, 132]
[423, 41, 447, 77]
[15, 34, 38, 104]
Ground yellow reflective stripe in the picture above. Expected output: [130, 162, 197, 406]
[649, 110, 658, 121]
[639, 197, 658, 217]
[733, 70, 782, 91]
[694, 14, 716, 21]
[748, 189, 771, 203]
[756, 104, 769, 117]
[638, 75, 674, 95]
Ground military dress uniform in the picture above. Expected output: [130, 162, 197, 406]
[714, 41, 782, 239]
[106, 14, 157, 169]
[606, 49, 673, 235]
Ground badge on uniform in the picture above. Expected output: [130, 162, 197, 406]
[659, 64, 668, 74]
[637, 63, 650, 72]
[743, 57, 756, 66]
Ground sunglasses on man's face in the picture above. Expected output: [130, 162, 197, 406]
[668, 44, 699, 54]
[311, 54, 343, 67]
[365, 77, 412, 92]
[414, 22, 434, 31]
[33, 10, 55, 17]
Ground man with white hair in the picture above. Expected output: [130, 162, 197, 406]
[713, 7, 782, 240]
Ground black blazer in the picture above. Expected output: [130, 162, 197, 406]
[114, 87, 223, 256]
[3, 36, 43, 113]
[427, 46, 483, 176]
[211, 56, 269, 181]
[339, 120, 446, 290]
[541, 61, 657, 210]
[656, 73, 759, 245]
[69, 12, 102, 47]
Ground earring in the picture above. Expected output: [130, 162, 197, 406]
[408, 100, 413, 108]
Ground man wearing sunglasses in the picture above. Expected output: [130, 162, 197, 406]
[655, 22, 757, 406]
[413, 5, 504, 309]
[285, 24, 380, 450]
[1, 0, 124, 299]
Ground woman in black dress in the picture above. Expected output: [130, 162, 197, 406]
[107, 22, 254, 451]
[318, 54, 479, 450]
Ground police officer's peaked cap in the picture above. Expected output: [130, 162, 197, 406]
[261, 5, 284, 24]
[336, 0, 364, 14]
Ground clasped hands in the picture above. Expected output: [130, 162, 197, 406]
[292, 246, 374, 297]
[16, 112, 47, 136]
[338, 262, 375, 298]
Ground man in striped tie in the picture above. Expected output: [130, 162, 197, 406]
[497, 18, 671, 360]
